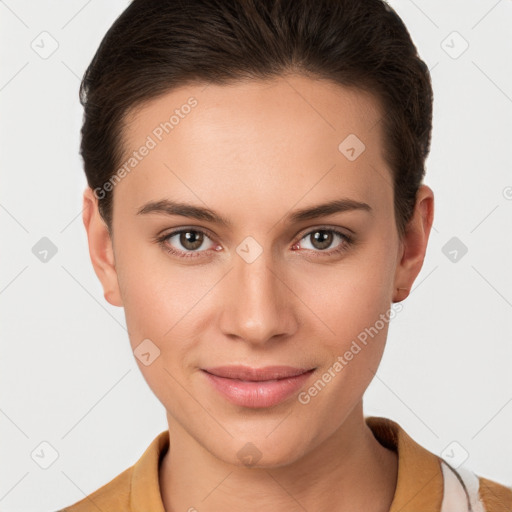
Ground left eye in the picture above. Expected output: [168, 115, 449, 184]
[297, 229, 350, 252]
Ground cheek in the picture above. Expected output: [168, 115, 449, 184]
[115, 238, 199, 333]
[114, 247, 221, 388]
[304, 231, 398, 347]
[115, 260, 199, 402]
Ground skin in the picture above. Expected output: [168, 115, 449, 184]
[83, 74, 434, 511]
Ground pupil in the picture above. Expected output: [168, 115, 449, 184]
[181, 231, 203, 250]
[313, 230, 332, 250]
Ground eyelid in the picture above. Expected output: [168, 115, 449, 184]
[295, 224, 353, 241]
[156, 224, 217, 241]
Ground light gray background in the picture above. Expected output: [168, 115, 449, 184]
[1, 1, 511, 510]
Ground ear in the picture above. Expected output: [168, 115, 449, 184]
[392, 184, 435, 303]
[82, 188, 123, 307]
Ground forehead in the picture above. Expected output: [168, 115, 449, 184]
[115, 74, 391, 220]
[122, 74, 384, 148]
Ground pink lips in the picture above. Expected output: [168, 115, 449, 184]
[202, 365, 315, 408]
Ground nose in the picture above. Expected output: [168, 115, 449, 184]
[219, 247, 299, 346]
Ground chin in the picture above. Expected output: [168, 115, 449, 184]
[210, 431, 311, 469]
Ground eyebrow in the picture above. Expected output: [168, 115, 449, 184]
[136, 197, 372, 227]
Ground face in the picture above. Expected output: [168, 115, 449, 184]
[85, 74, 432, 468]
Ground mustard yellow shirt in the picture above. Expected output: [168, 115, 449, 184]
[59, 416, 512, 512]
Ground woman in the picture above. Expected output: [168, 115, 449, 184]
[60, 0, 512, 510]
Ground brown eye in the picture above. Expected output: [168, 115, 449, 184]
[297, 228, 353, 256]
[162, 229, 216, 256]
[310, 230, 334, 250]
[178, 230, 204, 251]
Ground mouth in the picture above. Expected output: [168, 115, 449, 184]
[201, 365, 316, 408]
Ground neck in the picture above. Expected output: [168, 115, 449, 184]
[159, 403, 398, 512]
[159, 402, 398, 512]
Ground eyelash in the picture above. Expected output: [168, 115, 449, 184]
[155, 226, 354, 260]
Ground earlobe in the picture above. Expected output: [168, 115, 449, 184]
[392, 185, 435, 303]
[82, 188, 123, 307]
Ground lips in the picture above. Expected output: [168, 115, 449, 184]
[202, 365, 312, 381]
[201, 365, 316, 408]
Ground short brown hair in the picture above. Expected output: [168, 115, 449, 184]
[79, 0, 433, 239]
